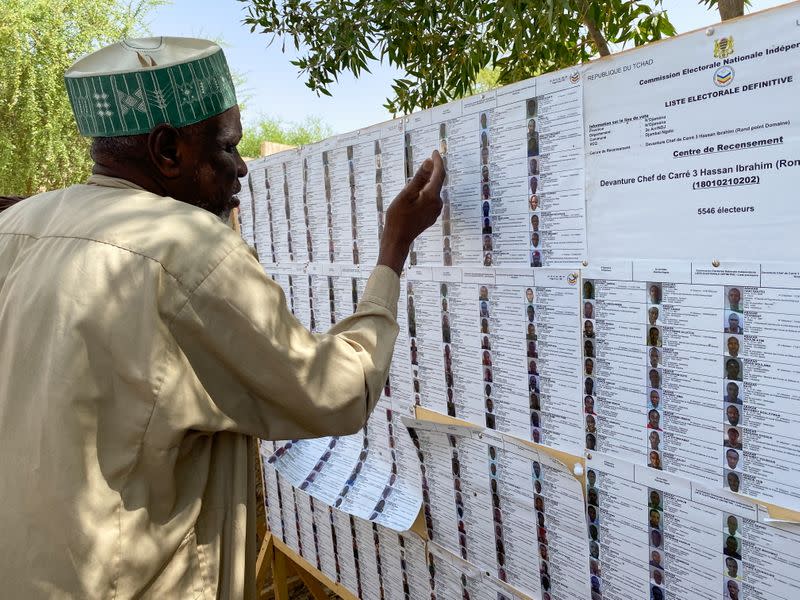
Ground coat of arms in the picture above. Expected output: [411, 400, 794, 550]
[714, 36, 735, 59]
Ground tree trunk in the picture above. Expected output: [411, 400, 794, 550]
[718, 0, 745, 21]
[584, 15, 611, 56]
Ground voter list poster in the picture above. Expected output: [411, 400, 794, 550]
[586, 451, 800, 600]
[581, 259, 800, 513]
[585, 5, 800, 261]
[405, 417, 590, 600]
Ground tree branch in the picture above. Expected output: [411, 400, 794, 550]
[584, 14, 611, 56]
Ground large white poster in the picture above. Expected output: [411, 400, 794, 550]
[585, 5, 800, 261]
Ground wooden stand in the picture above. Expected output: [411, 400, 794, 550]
[256, 532, 359, 600]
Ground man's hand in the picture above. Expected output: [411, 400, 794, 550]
[378, 151, 446, 275]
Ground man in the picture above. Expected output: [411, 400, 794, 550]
[648, 368, 661, 389]
[726, 312, 744, 334]
[725, 358, 743, 381]
[725, 381, 742, 404]
[727, 471, 741, 492]
[726, 448, 740, 470]
[725, 427, 743, 450]
[649, 284, 661, 304]
[650, 550, 663, 569]
[727, 514, 739, 537]
[647, 409, 662, 430]
[0, 38, 444, 598]
[649, 389, 661, 409]
[584, 395, 595, 414]
[726, 404, 741, 427]
[584, 301, 594, 319]
[727, 578, 740, 600]
[648, 306, 659, 325]
[649, 430, 661, 450]
[724, 535, 741, 559]
[649, 347, 661, 368]
[725, 557, 739, 579]
[727, 335, 741, 358]
[727, 287, 743, 312]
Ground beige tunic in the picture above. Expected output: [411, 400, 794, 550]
[0, 175, 400, 598]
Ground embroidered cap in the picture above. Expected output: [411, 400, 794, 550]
[65, 37, 237, 137]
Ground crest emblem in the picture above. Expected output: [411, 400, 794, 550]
[569, 71, 581, 84]
[714, 66, 735, 87]
[714, 36, 735, 59]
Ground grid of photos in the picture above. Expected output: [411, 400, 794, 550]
[375, 140, 385, 242]
[526, 98, 542, 268]
[585, 468, 601, 600]
[647, 488, 665, 600]
[407, 282, 421, 406]
[450, 435, 468, 561]
[347, 145, 360, 264]
[282, 163, 294, 262]
[479, 285, 495, 429]
[723, 512, 743, 600]
[488, 445, 506, 582]
[308, 275, 317, 332]
[322, 150, 335, 262]
[723, 285, 744, 494]
[532, 460, 552, 599]
[287, 275, 296, 315]
[302, 158, 313, 261]
[327, 275, 336, 325]
[265, 167, 277, 263]
[479, 112, 493, 267]
[440, 124, 453, 266]
[525, 286, 541, 443]
[646, 283, 663, 471]
[404, 132, 417, 266]
[582, 279, 597, 453]
[409, 428, 433, 542]
[441, 283, 456, 417]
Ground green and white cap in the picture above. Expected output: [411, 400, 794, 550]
[65, 37, 237, 137]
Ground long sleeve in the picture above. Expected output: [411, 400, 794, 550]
[169, 244, 400, 440]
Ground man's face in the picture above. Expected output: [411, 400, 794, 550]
[727, 472, 739, 492]
[527, 289, 534, 302]
[726, 558, 738, 577]
[584, 396, 594, 412]
[728, 428, 740, 445]
[727, 515, 738, 534]
[173, 105, 247, 219]
[727, 382, 739, 400]
[727, 580, 739, 600]
[648, 307, 658, 324]
[649, 411, 659, 428]
[649, 370, 660, 387]
[726, 450, 739, 469]
[726, 405, 739, 426]
[726, 360, 740, 379]
[728, 314, 739, 330]
[727, 336, 740, 357]
[585, 359, 593, 374]
[650, 390, 660, 407]
[649, 431, 659, 449]
[649, 348, 659, 366]
[728, 288, 741, 305]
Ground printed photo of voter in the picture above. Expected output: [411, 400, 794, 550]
[724, 381, 743, 404]
[725, 358, 743, 381]
[725, 470, 741, 493]
[726, 334, 742, 358]
[648, 283, 662, 305]
[531, 231, 541, 249]
[725, 448, 741, 471]
[724, 535, 742, 559]
[649, 430, 661, 451]
[649, 389, 661, 410]
[725, 286, 744, 312]
[725, 311, 744, 334]
[647, 326, 662, 347]
[529, 157, 540, 175]
[529, 194, 539, 211]
[725, 557, 741, 580]
[527, 98, 538, 118]
[724, 426, 743, 450]
[649, 347, 661, 368]
[725, 403, 741, 427]
[648, 450, 662, 470]
[529, 176, 538, 194]
[584, 300, 595, 319]
[648, 305, 660, 326]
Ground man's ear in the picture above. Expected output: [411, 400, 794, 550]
[147, 124, 182, 178]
